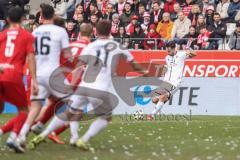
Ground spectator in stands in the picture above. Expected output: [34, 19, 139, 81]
[227, 0, 240, 22]
[90, 14, 98, 36]
[143, 24, 164, 50]
[170, 3, 181, 21]
[182, 0, 194, 17]
[131, 23, 145, 49]
[23, 14, 38, 32]
[136, 3, 145, 23]
[179, 25, 199, 49]
[141, 12, 151, 34]
[89, 3, 103, 19]
[66, 20, 78, 40]
[188, 4, 201, 26]
[196, 14, 206, 34]
[206, 5, 215, 26]
[98, 0, 109, 15]
[229, 21, 240, 50]
[80, 0, 97, 13]
[171, 11, 191, 42]
[120, 2, 133, 27]
[115, 0, 125, 16]
[72, 4, 86, 21]
[200, 0, 215, 15]
[126, 15, 139, 35]
[197, 25, 211, 49]
[74, 13, 85, 34]
[208, 12, 227, 49]
[103, 3, 115, 20]
[115, 25, 131, 48]
[131, 0, 140, 13]
[150, 2, 164, 25]
[164, 0, 176, 14]
[216, 0, 230, 22]
[51, 0, 75, 19]
[156, 12, 174, 40]
[111, 13, 120, 37]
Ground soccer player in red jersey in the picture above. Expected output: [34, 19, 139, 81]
[0, 7, 38, 153]
[31, 23, 92, 145]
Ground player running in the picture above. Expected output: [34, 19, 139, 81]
[28, 20, 148, 150]
[148, 41, 197, 120]
[31, 23, 93, 144]
[0, 7, 38, 153]
[17, 4, 72, 150]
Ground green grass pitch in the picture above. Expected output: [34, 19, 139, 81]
[0, 114, 240, 160]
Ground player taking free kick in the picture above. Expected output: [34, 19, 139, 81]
[148, 41, 197, 120]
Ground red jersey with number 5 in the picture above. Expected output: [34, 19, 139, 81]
[0, 27, 34, 83]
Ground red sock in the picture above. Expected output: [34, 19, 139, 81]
[0, 116, 18, 134]
[54, 125, 69, 135]
[12, 111, 28, 135]
[39, 101, 64, 124]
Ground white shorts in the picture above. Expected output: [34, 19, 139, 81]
[154, 83, 180, 98]
[68, 83, 115, 118]
[31, 76, 69, 101]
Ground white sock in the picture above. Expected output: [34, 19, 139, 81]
[40, 116, 66, 138]
[0, 129, 3, 136]
[151, 101, 164, 115]
[70, 121, 79, 140]
[82, 118, 108, 143]
[6, 132, 17, 143]
[19, 123, 30, 139]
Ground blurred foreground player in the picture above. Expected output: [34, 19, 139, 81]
[17, 4, 72, 149]
[0, 7, 38, 153]
[31, 23, 93, 145]
[148, 41, 197, 120]
[28, 20, 148, 150]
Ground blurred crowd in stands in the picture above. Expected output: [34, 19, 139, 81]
[0, 0, 240, 50]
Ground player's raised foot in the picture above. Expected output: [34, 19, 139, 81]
[147, 115, 154, 121]
[48, 133, 65, 145]
[27, 135, 45, 150]
[6, 138, 25, 153]
[31, 123, 44, 135]
[76, 138, 90, 151]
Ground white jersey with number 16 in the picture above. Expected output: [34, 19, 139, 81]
[33, 24, 69, 77]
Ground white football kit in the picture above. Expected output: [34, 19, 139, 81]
[31, 24, 70, 100]
[70, 39, 133, 110]
[163, 51, 188, 95]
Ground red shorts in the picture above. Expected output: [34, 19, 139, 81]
[0, 81, 28, 110]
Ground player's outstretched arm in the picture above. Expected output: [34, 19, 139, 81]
[28, 54, 39, 95]
[186, 50, 197, 58]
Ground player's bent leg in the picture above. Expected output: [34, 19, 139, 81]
[48, 124, 69, 144]
[148, 94, 169, 120]
[28, 115, 67, 150]
[31, 98, 60, 135]
[1, 82, 29, 153]
[77, 118, 109, 150]
[18, 100, 42, 144]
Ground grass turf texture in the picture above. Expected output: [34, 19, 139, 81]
[0, 115, 240, 160]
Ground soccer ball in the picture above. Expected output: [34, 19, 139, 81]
[133, 109, 144, 120]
